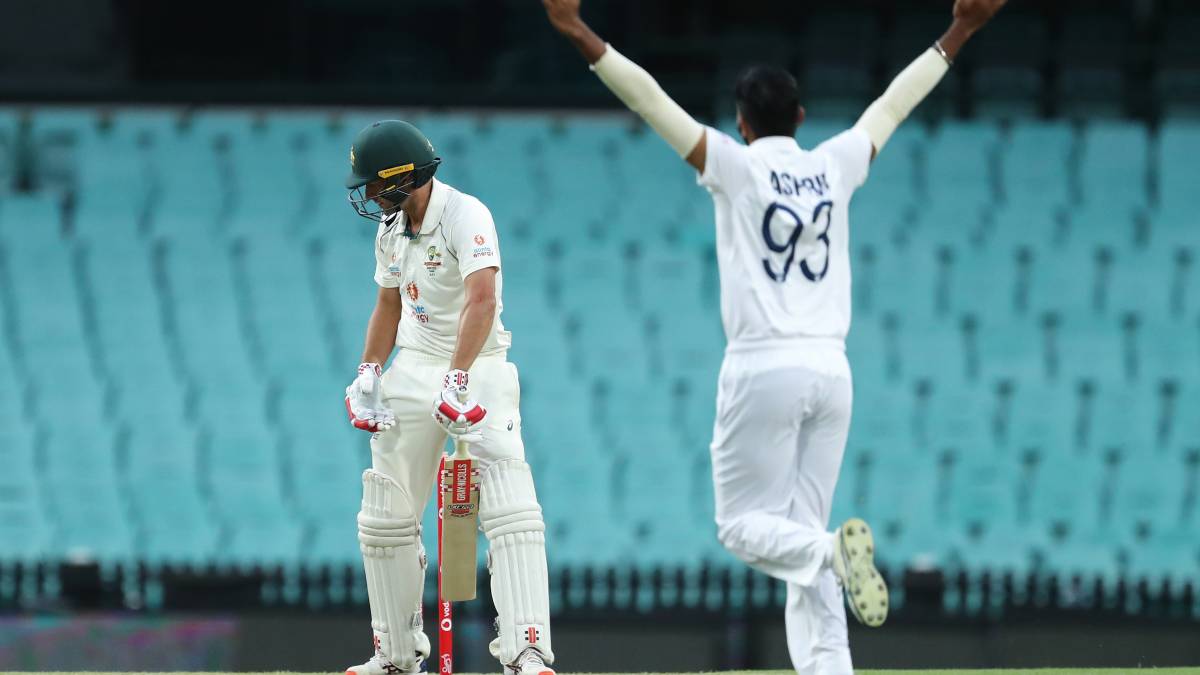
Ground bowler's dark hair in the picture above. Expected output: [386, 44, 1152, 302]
[734, 65, 800, 138]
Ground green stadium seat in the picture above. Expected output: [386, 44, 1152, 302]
[650, 311, 723, 380]
[942, 455, 1032, 587]
[1163, 383, 1200, 451]
[1004, 380, 1077, 455]
[552, 238, 633, 308]
[975, 313, 1047, 383]
[1158, 123, 1200, 215]
[46, 475, 135, 566]
[636, 242, 707, 314]
[1000, 121, 1075, 210]
[925, 121, 1001, 209]
[1051, 311, 1126, 385]
[131, 484, 219, 569]
[1079, 122, 1150, 212]
[1029, 454, 1123, 596]
[566, 309, 650, 377]
[1085, 381, 1158, 457]
[4, 107, 1194, 592]
[0, 481, 51, 566]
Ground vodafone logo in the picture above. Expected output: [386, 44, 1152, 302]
[440, 617, 452, 631]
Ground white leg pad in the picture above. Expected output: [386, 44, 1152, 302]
[359, 469, 428, 670]
[480, 459, 553, 665]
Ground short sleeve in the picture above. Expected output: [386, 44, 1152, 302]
[373, 221, 401, 288]
[697, 126, 751, 194]
[815, 127, 872, 191]
[449, 199, 501, 279]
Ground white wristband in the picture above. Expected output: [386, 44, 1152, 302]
[591, 44, 705, 158]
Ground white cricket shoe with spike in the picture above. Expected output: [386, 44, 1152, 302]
[345, 646, 422, 675]
[831, 517, 889, 628]
[504, 647, 555, 675]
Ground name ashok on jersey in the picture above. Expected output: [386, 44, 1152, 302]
[769, 170, 830, 197]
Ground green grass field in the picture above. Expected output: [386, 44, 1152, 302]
[16, 662, 1200, 667]
[16, 670, 1200, 675]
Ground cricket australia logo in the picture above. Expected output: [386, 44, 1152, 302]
[424, 245, 443, 277]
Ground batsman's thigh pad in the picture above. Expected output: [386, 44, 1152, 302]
[469, 359, 526, 465]
[359, 469, 429, 668]
[479, 459, 553, 664]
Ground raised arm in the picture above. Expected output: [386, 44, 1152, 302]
[542, 0, 708, 173]
[854, 0, 1008, 160]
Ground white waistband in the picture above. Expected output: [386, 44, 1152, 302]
[396, 348, 508, 366]
[725, 336, 845, 355]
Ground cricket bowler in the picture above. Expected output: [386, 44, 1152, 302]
[341, 120, 555, 675]
[541, 0, 1006, 672]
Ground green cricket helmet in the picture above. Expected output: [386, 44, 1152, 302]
[346, 120, 442, 221]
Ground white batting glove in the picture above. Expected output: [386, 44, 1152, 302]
[432, 369, 486, 441]
[345, 363, 395, 433]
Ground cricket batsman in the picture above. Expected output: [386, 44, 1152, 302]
[541, 0, 1006, 672]
[341, 120, 555, 675]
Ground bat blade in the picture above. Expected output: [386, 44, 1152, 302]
[440, 446, 479, 602]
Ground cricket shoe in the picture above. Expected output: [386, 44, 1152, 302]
[345, 650, 423, 675]
[831, 517, 888, 627]
[503, 647, 555, 675]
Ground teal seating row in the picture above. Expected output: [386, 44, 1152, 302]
[0, 107, 1196, 599]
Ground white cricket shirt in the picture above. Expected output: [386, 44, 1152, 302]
[373, 179, 511, 358]
[698, 126, 872, 349]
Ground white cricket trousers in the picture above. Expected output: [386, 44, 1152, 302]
[710, 340, 853, 675]
[371, 349, 526, 511]
[367, 348, 555, 665]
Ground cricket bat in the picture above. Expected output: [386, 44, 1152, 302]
[440, 437, 479, 601]
[436, 456, 453, 675]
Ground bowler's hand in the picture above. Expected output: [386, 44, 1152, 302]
[952, 0, 1008, 33]
[541, 0, 584, 36]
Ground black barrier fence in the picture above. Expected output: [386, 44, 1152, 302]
[1, 559, 1198, 670]
[1, 609, 1198, 671]
[3, 561, 1197, 617]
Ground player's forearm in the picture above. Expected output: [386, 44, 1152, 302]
[361, 299, 402, 366]
[590, 46, 705, 158]
[936, 19, 977, 62]
[852, 46, 950, 155]
[450, 296, 496, 372]
[558, 17, 607, 64]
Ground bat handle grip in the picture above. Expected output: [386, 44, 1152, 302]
[454, 438, 470, 455]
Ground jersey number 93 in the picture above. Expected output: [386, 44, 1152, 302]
[761, 200, 833, 284]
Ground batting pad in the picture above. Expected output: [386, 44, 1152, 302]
[359, 469, 429, 669]
[480, 459, 554, 665]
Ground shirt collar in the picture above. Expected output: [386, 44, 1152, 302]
[392, 178, 449, 238]
[416, 178, 448, 236]
[749, 135, 800, 150]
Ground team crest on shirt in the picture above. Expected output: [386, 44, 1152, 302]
[405, 282, 420, 302]
[424, 246, 443, 277]
[474, 234, 486, 245]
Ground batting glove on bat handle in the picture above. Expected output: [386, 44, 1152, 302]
[433, 369, 487, 438]
[345, 362, 396, 433]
